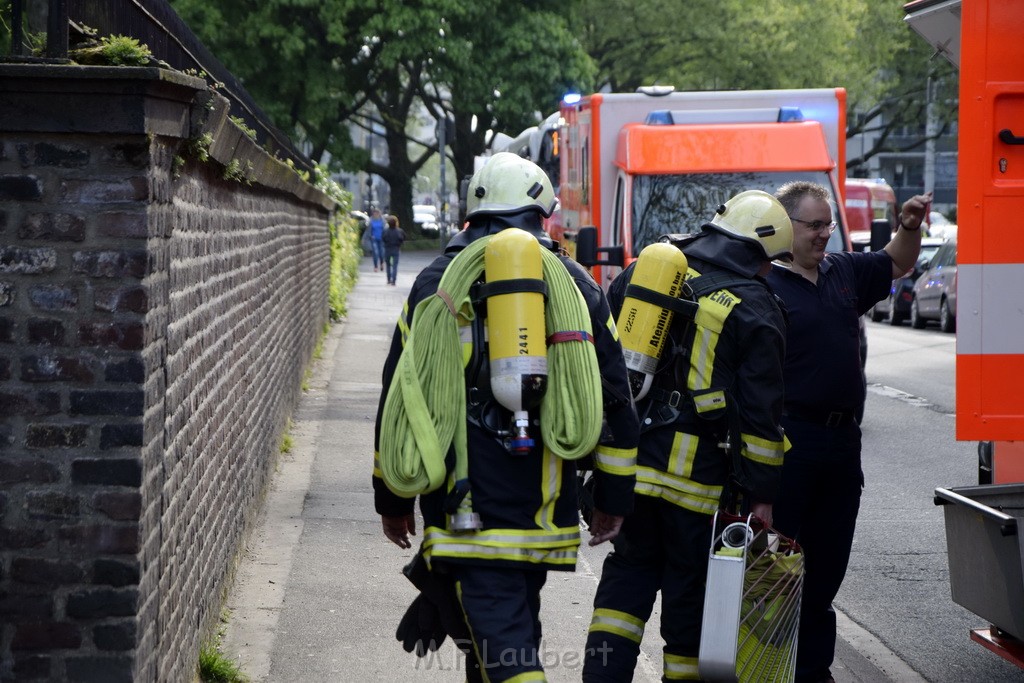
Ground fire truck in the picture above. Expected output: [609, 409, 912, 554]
[845, 177, 898, 250]
[905, 0, 1024, 668]
[547, 86, 852, 283]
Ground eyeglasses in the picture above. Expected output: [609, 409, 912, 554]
[789, 216, 837, 234]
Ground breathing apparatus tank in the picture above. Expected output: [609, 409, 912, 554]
[617, 242, 690, 400]
[484, 228, 548, 454]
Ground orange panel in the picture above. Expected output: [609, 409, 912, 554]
[993, 441, 1024, 484]
[957, 0, 1024, 437]
[970, 194, 1024, 264]
[616, 122, 833, 175]
[957, 354, 1024, 441]
[981, 3, 1024, 83]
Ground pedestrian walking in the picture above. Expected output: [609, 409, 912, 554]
[582, 190, 793, 682]
[766, 181, 929, 683]
[368, 208, 385, 272]
[374, 153, 639, 681]
[382, 214, 405, 285]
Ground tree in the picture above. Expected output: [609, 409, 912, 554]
[170, 0, 593, 235]
[420, 2, 595, 194]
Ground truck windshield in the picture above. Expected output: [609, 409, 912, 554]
[631, 171, 845, 255]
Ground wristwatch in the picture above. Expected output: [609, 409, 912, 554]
[898, 214, 921, 231]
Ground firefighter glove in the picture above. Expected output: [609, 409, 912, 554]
[396, 593, 447, 656]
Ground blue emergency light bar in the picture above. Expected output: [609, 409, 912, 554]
[645, 107, 806, 125]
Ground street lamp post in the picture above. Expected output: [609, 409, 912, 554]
[438, 116, 447, 252]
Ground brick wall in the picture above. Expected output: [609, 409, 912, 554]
[0, 65, 333, 681]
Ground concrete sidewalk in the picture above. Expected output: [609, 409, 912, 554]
[221, 249, 918, 682]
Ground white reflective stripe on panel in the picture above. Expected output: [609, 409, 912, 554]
[957, 263, 1024, 355]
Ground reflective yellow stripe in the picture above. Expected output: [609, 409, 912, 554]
[667, 431, 698, 479]
[693, 389, 726, 414]
[684, 268, 740, 391]
[398, 302, 411, 346]
[454, 581, 489, 683]
[459, 322, 473, 367]
[535, 447, 562, 530]
[605, 312, 619, 342]
[588, 608, 645, 644]
[594, 445, 637, 476]
[688, 325, 717, 390]
[741, 432, 785, 466]
[425, 526, 581, 546]
[423, 526, 580, 566]
[664, 653, 700, 680]
[635, 466, 722, 514]
[505, 672, 547, 683]
[373, 453, 382, 478]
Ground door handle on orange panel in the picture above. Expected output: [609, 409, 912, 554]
[998, 129, 1024, 145]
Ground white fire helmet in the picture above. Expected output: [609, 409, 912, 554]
[707, 190, 794, 261]
[466, 152, 558, 219]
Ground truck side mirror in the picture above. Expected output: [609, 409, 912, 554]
[870, 218, 892, 253]
[576, 226, 625, 268]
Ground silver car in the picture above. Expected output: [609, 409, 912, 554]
[910, 236, 957, 332]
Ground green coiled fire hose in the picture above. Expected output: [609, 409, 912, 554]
[378, 234, 604, 498]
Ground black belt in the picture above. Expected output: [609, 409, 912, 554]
[783, 407, 856, 428]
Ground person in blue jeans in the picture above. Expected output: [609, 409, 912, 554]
[369, 208, 386, 271]
[382, 215, 406, 285]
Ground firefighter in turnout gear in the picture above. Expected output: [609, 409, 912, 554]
[374, 153, 640, 681]
[582, 190, 792, 682]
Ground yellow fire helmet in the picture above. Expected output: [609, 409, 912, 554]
[466, 152, 558, 219]
[707, 190, 794, 261]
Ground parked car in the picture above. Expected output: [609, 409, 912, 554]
[869, 237, 946, 325]
[412, 204, 440, 237]
[349, 210, 370, 234]
[910, 236, 957, 332]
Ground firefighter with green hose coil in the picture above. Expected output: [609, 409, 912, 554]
[372, 153, 640, 681]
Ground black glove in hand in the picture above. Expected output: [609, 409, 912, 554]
[396, 593, 447, 656]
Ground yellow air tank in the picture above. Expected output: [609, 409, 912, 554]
[618, 242, 689, 400]
[485, 228, 547, 454]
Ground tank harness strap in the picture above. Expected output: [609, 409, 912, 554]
[623, 283, 699, 319]
[472, 278, 548, 302]
[639, 269, 749, 432]
[685, 270, 750, 300]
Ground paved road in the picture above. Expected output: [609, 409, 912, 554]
[221, 249, 917, 682]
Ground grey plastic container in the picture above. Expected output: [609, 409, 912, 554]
[934, 483, 1024, 640]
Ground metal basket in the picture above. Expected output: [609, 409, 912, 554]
[698, 512, 804, 682]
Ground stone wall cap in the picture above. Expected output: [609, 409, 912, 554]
[0, 63, 206, 89]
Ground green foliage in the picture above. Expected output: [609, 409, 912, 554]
[198, 644, 248, 683]
[70, 34, 153, 66]
[187, 133, 213, 164]
[221, 159, 254, 184]
[230, 116, 257, 141]
[168, 0, 595, 228]
[329, 212, 361, 322]
[172, 155, 186, 179]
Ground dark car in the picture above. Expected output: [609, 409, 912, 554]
[911, 236, 957, 332]
[869, 237, 946, 325]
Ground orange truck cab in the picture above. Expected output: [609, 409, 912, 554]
[549, 87, 852, 285]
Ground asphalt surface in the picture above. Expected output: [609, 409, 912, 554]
[221, 248, 922, 682]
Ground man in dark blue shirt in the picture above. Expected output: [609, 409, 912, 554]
[766, 181, 931, 683]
